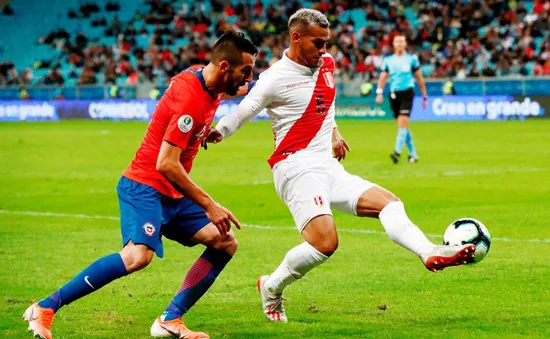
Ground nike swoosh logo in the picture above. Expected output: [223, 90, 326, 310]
[84, 276, 95, 289]
[29, 307, 38, 322]
[159, 324, 180, 336]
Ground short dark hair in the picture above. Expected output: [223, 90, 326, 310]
[394, 32, 408, 40]
[288, 9, 329, 32]
[211, 30, 258, 66]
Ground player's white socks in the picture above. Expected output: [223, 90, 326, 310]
[379, 201, 435, 255]
[264, 242, 329, 294]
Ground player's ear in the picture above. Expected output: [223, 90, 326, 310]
[291, 31, 301, 44]
[219, 60, 230, 73]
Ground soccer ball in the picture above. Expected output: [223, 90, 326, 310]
[443, 218, 491, 263]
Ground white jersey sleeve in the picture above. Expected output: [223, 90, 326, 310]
[216, 73, 275, 138]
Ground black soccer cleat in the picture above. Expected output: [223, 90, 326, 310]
[390, 152, 400, 164]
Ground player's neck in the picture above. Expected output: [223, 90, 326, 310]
[394, 51, 406, 56]
[201, 64, 223, 96]
[287, 47, 315, 69]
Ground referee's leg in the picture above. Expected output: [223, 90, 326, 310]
[390, 93, 407, 164]
[400, 90, 418, 162]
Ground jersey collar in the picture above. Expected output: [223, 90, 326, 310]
[283, 49, 323, 75]
[195, 69, 217, 99]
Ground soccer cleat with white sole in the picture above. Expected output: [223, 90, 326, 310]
[150, 317, 209, 339]
[408, 156, 419, 163]
[419, 244, 476, 272]
[22, 303, 54, 339]
[257, 275, 287, 322]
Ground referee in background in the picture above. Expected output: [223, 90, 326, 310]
[376, 33, 428, 164]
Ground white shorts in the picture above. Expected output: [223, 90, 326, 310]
[273, 157, 376, 232]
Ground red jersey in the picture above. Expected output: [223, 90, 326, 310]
[123, 67, 220, 199]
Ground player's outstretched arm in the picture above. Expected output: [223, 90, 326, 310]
[157, 141, 241, 235]
[205, 75, 274, 147]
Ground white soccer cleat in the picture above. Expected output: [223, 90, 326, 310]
[257, 275, 288, 322]
[150, 317, 209, 338]
[22, 303, 54, 339]
[419, 244, 476, 272]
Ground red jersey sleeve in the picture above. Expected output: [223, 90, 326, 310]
[161, 79, 202, 150]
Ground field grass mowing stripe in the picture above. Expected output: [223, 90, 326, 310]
[237, 167, 550, 185]
[2, 209, 549, 244]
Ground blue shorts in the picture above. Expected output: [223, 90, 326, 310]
[117, 176, 210, 258]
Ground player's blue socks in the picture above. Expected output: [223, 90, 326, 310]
[394, 127, 407, 155]
[405, 129, 417, 158]
[38, 253, 128, 313]
[162, 248, 232, 321]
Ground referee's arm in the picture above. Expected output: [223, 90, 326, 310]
[375, 71, 389, 104]
[414, 69, 428, 108]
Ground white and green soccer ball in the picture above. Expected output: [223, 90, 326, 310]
[443, 218, 491, 263]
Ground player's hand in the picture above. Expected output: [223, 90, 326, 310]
[422, 97, 428, 109]
[375, 94, 383, 105]
[201, 128, 224, 150]
[332, 133, 350, 161]
[205, 201, 241, 236]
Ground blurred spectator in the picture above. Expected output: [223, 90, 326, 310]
[43, 69, 65, 86]
[21, 68, 34, 86]
[105, 1, 120, 12]
[468, 65, 480, 77]
[80, 3, 100, 18]
[482, 64, 497, 77]
[2, 4, 14, 16]
[78, 67, 98, 85]
[19, 88, 30, 100]
[75, 32, 89, 51]
[54, 88, 64, 100]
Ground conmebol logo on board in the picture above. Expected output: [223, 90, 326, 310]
[88, 102, 150, 120]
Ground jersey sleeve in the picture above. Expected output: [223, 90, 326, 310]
[216, 72, 275, 138]
[381, 57, 389, 72]
[411, 54, 420, 72]
[162, 80, 201, 150]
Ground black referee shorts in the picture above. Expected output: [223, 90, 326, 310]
[389, 88, 414, 119]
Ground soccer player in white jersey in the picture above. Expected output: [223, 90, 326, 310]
[205, 9, 476, 323]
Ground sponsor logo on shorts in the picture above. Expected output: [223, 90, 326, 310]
[143, 222, 156, 237]
[313, 196, 324, 207]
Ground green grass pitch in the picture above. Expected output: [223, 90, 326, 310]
[1, 119, 549, 338]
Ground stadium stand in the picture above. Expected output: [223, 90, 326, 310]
[0, 0, 548, 94]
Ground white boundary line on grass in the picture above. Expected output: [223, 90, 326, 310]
[2, 209, 549, 244]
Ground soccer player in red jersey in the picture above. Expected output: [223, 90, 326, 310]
[23, 31, 257, 339]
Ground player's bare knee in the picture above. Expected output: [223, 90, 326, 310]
[127, 254, 152, 273]
[311, 237, 338, 256]
[208, 232, 238, 256]
[120, 243, 154, 273]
